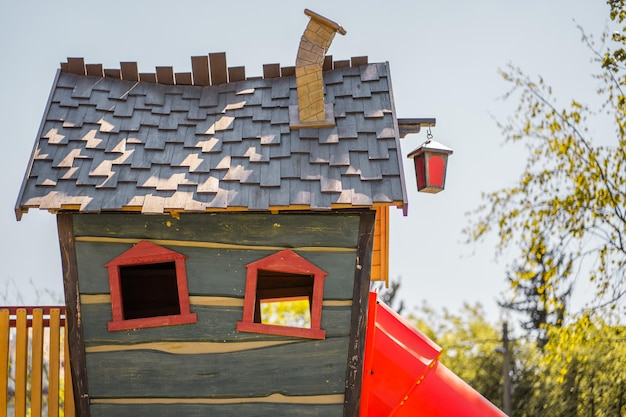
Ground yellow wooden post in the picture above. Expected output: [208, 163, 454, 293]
[31, 309, 44, 417]
[15, 308, 28, 417]
[48, 308, 61, 417]
[371, 206, 390, 286]
[0, 309, 9, 415]
[380, 206, 389, 287]
[64, 318, 75, 417]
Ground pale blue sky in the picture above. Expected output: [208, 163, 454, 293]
[0, 1, 610, 322]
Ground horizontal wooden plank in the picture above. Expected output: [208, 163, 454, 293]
[90, 402, 343, 417]
[82, 295, 245, 307]
[75, 236, 355, 253]
[82, 294, 351, 308]
[92, 393, 343, 404]
[85, 336, 349, 398]
[81, 304, 352, 345]
[72, 213, 360, 248]
[75, 242, 357, 299]
[81, 294, 111, 304]
[86, 339, 299, 354]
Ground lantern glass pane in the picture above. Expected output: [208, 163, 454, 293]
[428, 155, 445, 187]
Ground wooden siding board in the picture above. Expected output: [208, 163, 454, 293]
[90, 402, 343, 417]
[72, 213, 360, 248]
[185, 247, 356, 299]
[75, 241, 356, 299]
[81, 304, 352, 345]
[85, 336, 349, 398]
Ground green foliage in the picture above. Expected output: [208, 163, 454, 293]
[260, 299, 311, 328]
[409, 302, 508, 407]
[460, 4, 626, 412]
[521, 314, 626, 416]
[465, 1, 626, 315]
[371, 278, 405, 315]
[408, 301, 625, 416]
[500, 235, 572, 348]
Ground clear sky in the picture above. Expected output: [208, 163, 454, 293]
[0, 1, 610, 322]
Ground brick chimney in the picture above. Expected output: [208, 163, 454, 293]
[293, 9, 346, 127]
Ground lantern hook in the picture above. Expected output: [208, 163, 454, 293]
[425, 127, 433, 143]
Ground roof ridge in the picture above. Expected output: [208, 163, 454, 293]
[60, 54, 369, 87]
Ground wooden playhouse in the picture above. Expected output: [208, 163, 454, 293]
[15, 9, 507, 417]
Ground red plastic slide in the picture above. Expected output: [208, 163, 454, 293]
[360, 292, 508, 417]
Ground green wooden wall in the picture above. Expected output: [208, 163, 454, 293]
[72, 212, 364, 417]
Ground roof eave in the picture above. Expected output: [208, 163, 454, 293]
[14, 69, 62, 221]
[385, 62, 410, 216]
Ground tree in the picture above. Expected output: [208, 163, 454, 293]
[462, 6, 626, 412]
[465, 1, 626, 314]
[409, 302, 543, 415]
[499, 234, 573, 348]
[410, 303, 506, 407]
[371, 277, 405, 315]
[523, 314, 626, 416]
[260, 299, 311, 328]
[408, 301, 626, 416]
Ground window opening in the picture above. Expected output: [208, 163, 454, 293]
[257, 271, 313, 328]
[120, 262, 180, 320]
[236, 249, 326, 339]
[106, 240, 197, 331]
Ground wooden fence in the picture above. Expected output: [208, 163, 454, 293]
[0, 307, 74, 417]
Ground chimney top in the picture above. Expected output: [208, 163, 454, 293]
[293, 9, 346, 127]
[304, 9, 346, 36]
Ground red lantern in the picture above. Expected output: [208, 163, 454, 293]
[407, 139, 453, 193]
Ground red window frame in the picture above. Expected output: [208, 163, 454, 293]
[236, 249, 327, 339]
[105, 240, 197, 331]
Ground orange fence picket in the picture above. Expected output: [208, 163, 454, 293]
[0, 309, 9, 413]
[0, 307, 74, 417]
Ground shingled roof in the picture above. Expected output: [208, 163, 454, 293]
[15, 55, 409, 219]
